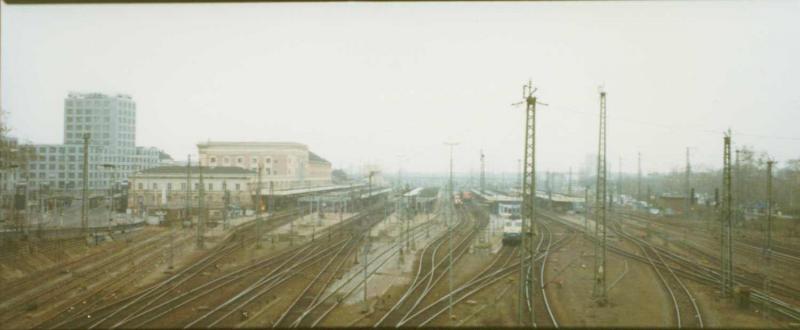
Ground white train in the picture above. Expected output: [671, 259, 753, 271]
[499, 203, 522, 246]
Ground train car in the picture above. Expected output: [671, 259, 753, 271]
[502, 216, 522, 246]
[499, 202, 522, 245]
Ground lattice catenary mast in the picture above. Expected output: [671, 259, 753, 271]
[592, 88, 608, 305]
[517, 80, 544, 325]
[721, 131, 734, 297]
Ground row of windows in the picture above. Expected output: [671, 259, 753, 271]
[208, 156, 276, 165]
[65, 99, 135, 108]
[65, 107, 136, 115]
[137, 182, 242, 192]
[25, 178, 116, 187]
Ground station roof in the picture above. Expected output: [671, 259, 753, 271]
[472, 188, 584, 203]
[267, 183, 367, 196]
[404, 187, 424, 197]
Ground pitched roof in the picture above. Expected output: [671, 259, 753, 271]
[309, 151, 330, 164]
[138, 165, 253, 175]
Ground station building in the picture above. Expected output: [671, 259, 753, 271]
[127, 165, 253, 219]
[197, 141, 332, 190]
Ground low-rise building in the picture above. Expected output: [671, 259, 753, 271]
[127, 166, 254, 218]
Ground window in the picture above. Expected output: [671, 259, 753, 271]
[181, 183, 186, 190]
[208, 183, 213, 191]
[210, 157, 216, 164]
[138, 182, 143, 190]
[67, 117, 73, 122]
[266, 158, 271, 163]
[251, 157, 257, 164]
[235, 183, 240, 191]
[223, 157, 230, 165]
[237, 157, 243, 164]
[152, 183, 158, 190]
[167, 183, 172, 191]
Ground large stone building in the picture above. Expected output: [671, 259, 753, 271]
[197, 141, 332, 191]
[23, 92, 167, 194]
[127, 166, 253, 218]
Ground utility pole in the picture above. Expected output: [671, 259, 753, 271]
[196, 163, 205, 249]
[480, 150, 486, 194]
[516, 80, 544, 325]
[584, 186, 590, 234]
[735, 149, 741, 223]
[765, 160, 775, 258]
[185, 155, 192, 228]
[517, 158, 522, 194]
[363, 170, 378, 313]
[568, 167, 573, 195]
[592, 88, 608, 306]
[686, 147, 691, 219]
[637, 152, 642, 202]
[721, 130, 734, 297]
[256, 163, 263, 249]
[223, 180, 229, 230]
[81, 133, 90, 235]
[269, 181, 274, 239]
[617, 156, 622, 203]
[102, 164, 116, 234]
[444, 141, 459, 324]
[764, 159, 775, 320]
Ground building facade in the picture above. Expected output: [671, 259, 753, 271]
[197, 141, 332, 191]
[23, 92, 167, 195]
[127, 166, 253, 217]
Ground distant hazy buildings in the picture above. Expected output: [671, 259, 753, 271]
[197, 141, 332, 190]
[24, 92, 169, 194]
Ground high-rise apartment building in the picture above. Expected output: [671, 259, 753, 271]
[22, 92, 168, 194]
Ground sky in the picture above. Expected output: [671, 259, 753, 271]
[2, 1, 799, 176]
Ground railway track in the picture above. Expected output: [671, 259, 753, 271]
[38, 207, 308, 329]
[374, 201, 480, 327]
[57, 201, 389, 329]
[295, 209, 444, 327]
[0, 231, 183, 329]
[529, 221, 559, 327]
[403, 218, 576, 327]
[616, 212, 800, 302]
[542, 210, 800, 323]
[618, 212, 800, 267]
[0, 228, 159, 303]
[615, 224, 704, 328]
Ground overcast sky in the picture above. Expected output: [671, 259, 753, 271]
[2, 1, 799, 176]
